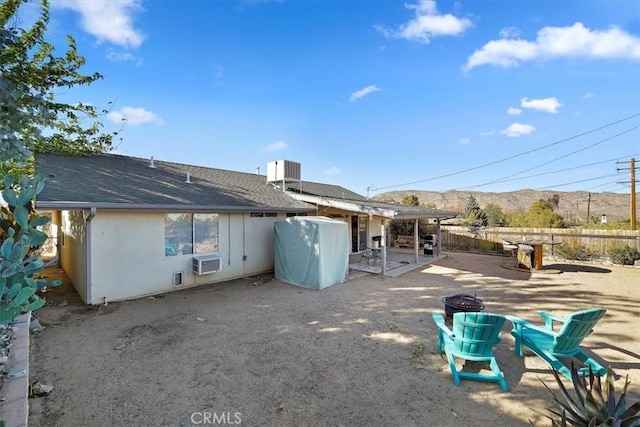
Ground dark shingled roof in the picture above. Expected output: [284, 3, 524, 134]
[34, 153, 315, 212]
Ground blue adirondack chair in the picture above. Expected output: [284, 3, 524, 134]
[506, 307, 608, 380]
[432, 312, 508, 392]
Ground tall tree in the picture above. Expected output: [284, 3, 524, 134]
[1, 0, 118, 176]
[484, 203, 506, 226]
[462, 195, 488, 227]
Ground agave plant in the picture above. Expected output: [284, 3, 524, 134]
[536, 362, 640, 426]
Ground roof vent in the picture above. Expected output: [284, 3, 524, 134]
[185, 171, 192, 184]
[149, 156, 156, 168]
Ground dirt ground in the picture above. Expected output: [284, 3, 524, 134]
[27, 252, 640, 427]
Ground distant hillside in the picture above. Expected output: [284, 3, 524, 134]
[373, 190, 637, 223]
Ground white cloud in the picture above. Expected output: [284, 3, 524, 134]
[521, 97, 562, 113]
[375, 0, 472, 44]
[106, 49, 142, 66]
[325, 166, 341, 175]
[584, 92, 595, 98]
[458, 137, 470, 145]
[501, 123, 535, 137]
[499, 26, 521, 39]
[52, 0, 145, 48]
[350, 85, 382, 102]
[266, 140, 287, 151]
[507, 107, 522, 115]
[466, 22, 640, 70]
[480, 130, 496, 136]
[107, 106, 163, 126]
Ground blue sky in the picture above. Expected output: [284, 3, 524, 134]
[23, 1, 640, 195]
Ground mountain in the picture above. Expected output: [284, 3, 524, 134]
[372, 189, 636, 223]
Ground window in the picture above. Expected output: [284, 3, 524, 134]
[194, 213, 219, 253]
[286, 212, 307, 217]
[165, 213, 219, 256]
[250, 212, 278, 218]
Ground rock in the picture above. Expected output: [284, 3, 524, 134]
[114, 343, 127, 350]
[31, 381, 54, 396]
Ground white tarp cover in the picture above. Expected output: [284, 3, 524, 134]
[274, 216, 349, 290]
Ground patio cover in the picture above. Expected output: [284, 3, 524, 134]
[274, 216, 349, 290]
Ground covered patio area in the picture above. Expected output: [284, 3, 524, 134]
[348, 248, 448, 278]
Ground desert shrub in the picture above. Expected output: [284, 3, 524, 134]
[608, 245, 640, 265]
[536, 363, 640, 427]
[554, 243, 595, 261]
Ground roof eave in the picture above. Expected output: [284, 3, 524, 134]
[287, 193, 458, 220]
[35, 201, 316, 213]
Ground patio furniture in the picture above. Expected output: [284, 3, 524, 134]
[506, 307, 608, 380]
[432, 311, 508, 391]
[501, 240, 518, 268]
[517, 244, 534, 269]
[359, 249, 375, 266]
[393, 235, 415, 249]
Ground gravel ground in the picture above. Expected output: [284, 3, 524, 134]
[28, 252, 640, 427]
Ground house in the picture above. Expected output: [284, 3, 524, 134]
[34, 153, 457, 305]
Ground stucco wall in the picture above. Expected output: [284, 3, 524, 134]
[59, 210, 88, 303]
[88, 211, 282, 305]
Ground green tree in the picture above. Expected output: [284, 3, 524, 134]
[504, 201, 566, 228]
[484, 203, 506, 226]
[461, 195, 488, 227]
[528, 200, 565, 227]
[0, 0, 109, 321]
[1, 0, 119, 177]
[401, 194, 420, 206]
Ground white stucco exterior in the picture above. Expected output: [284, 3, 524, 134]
[54, 210, 286, 305]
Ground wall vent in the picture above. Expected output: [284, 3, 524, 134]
[192, 255, 221, 275]
[266, 160, 301, 183]
[173, 271, 183, 286]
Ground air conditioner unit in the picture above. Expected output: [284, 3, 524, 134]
[192, 255, 221, 275]
[266, 160, 301, 183]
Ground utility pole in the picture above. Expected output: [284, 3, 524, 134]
[633, 158, 637, 231]
[586, 193, 591, 226]
[616, 158, 637, 231]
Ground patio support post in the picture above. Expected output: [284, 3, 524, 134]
[381, 221, 387, 276]
[414, 218, 419, 264]
[436, 218, 441, 256]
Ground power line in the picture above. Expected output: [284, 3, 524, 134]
[453, 127, 639, 191]
[375, 112, 640, 191]
[454, 151, 640, 190]
[536, 172, 620, 190]
[587, 179, 627, 191]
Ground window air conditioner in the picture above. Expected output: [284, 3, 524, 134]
[192, 255, 221, 275]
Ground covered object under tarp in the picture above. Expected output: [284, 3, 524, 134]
[274, 216, 349, 290]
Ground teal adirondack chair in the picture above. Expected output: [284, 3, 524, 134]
[432, 312, 508, 392]
[506, 307, 608, 380]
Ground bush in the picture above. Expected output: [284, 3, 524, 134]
[608, 245, 640, 265]
[554, 244, 595, 261]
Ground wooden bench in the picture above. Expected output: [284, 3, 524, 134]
[394, 235, 415, 249]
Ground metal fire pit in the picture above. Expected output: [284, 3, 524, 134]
[441, 294, 485, 317]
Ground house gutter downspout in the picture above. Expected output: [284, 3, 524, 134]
[85, 207, 96, 305]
